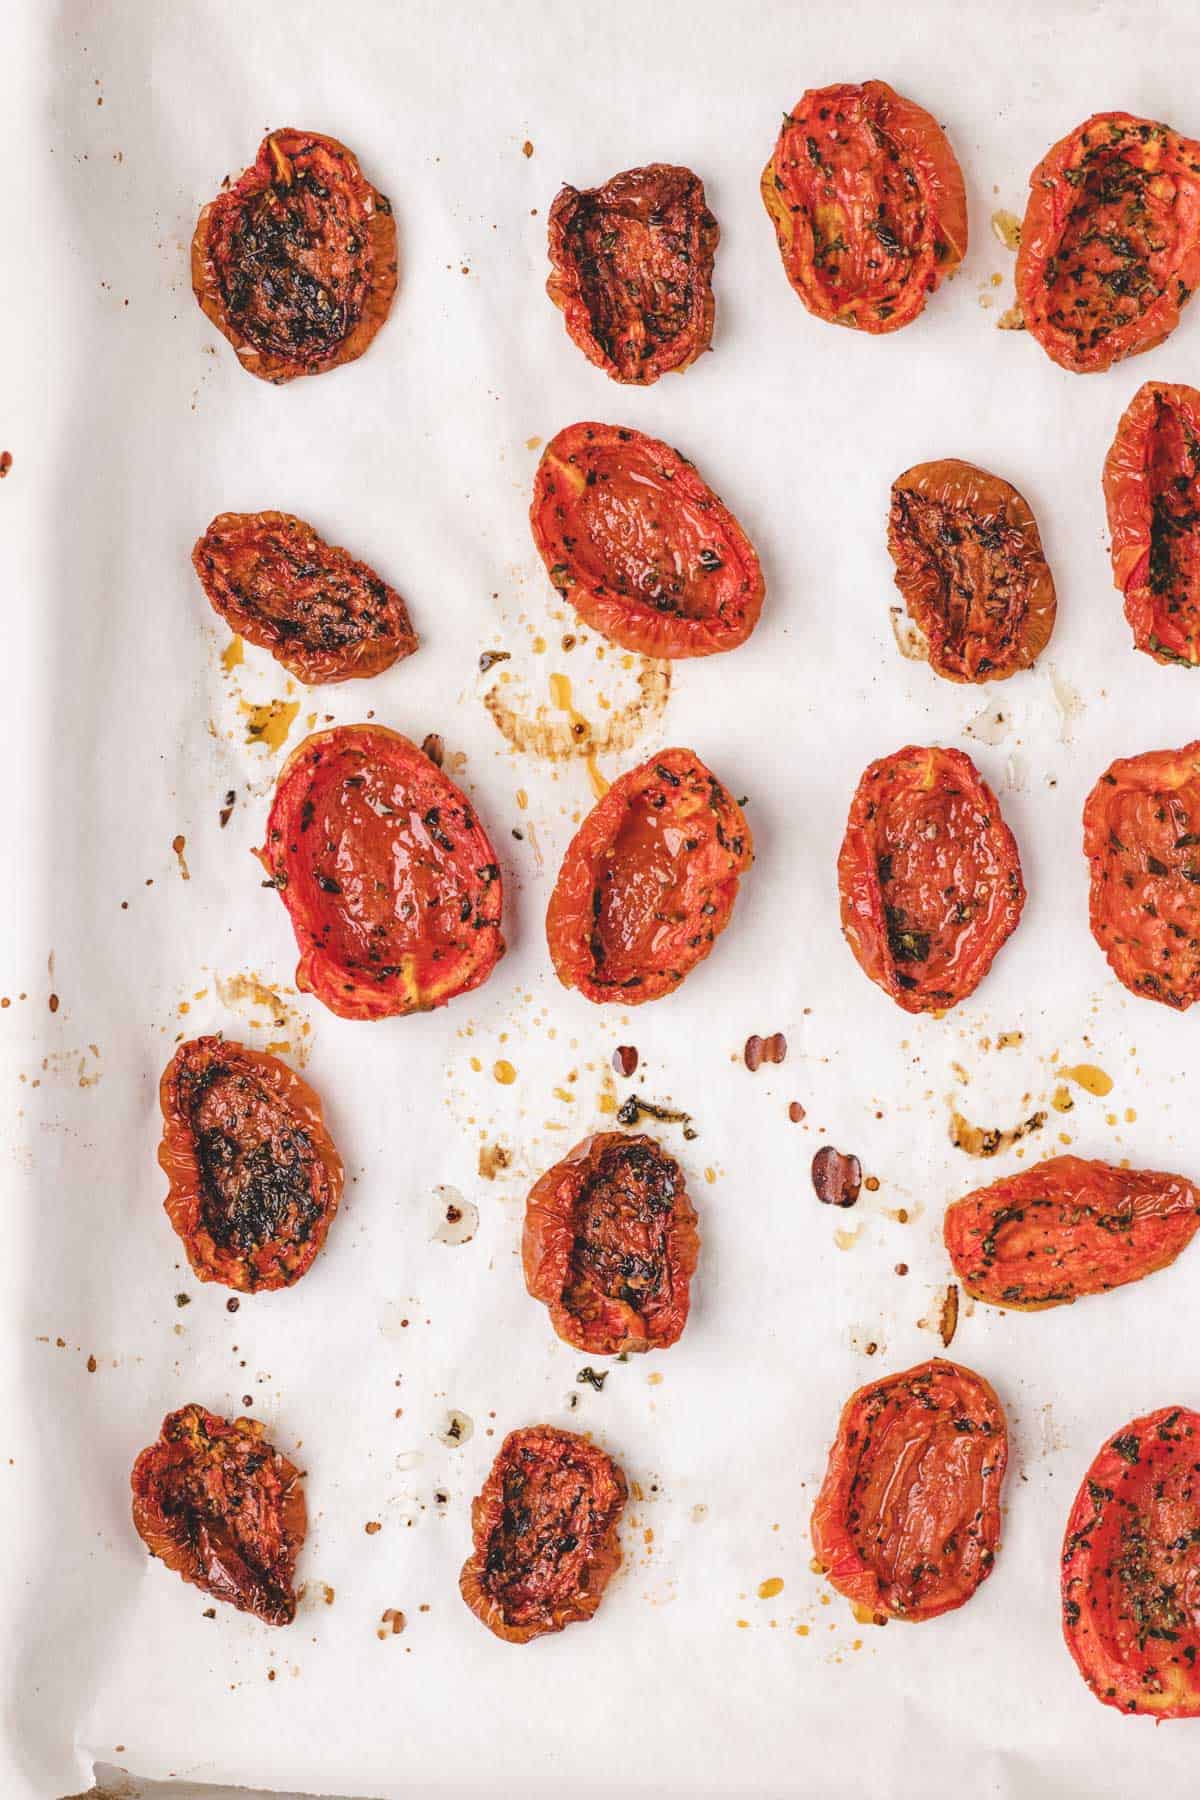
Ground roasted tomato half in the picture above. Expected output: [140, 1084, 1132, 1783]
[761, 80, 967, 334]
[888, 459, 1056, 682]
[523, 1132, 700, 1355]
[1104, 381, 1200, 665]
[838, 745, 1025, 1013]
[530, 423, 764, 659]
[944, 1154, 1200, 1311]
[811, 1358, 1007, 1624]
[158, 1036, 343, 1293]
[546, 747, 752, 1006]
[1062, 1407, 1200, 1717]
[1083, 740, 1200, 1009]
[1016, 113, 1200, 374]
[546, 164, 718, 385]
[193, 511, 417, 685]
[191, 128, 397, 383]
[131, 1404, 306, 1625]
[257, 725, 504, 1020]
[460, 1425, 627, 1644]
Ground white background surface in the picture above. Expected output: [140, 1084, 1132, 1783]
[8, 2, 1200, 1795]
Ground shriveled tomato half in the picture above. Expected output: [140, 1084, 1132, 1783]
[256, 725, 504, 1020]
[192, 128, 397, 383]
[546, 165, 718, 385]
[1017, 113, 1200, 374]
[546, 746, 752, 1006]
[460, 1425, 627, 1643]
[888, 459, 1056, 682]
[812, 1358, 1007, 1624]
[838, 745, 1025, 1013]
[1062, 1407, 1200, 1717]
[158, 1036, 343, 1293]
[530, 423, 764, 658]
[131, 1403, 306, 1625]
[944, 1154, 1200, 1311]
[1104, 382, 1200, 665]
[193, 511, 417, 685]
[1083, 740, 1200, 1009]
[761, 80, 967, 334]
[523, 1132, 699, 1355]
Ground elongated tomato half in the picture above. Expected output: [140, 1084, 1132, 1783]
[530, 423, 764, 658]
[888, 459, 1056, 681]
[1062, 1407, 1200, 1717]
[1017, 112, 1200, 374]
[546, 747, 752, 1005]
[1103, 381, 1200, 665]
[812, 1359, 1007, 1623]
[131, 1404, 306, 1625]
[944, 1154, 1200, 1310]
[523, 1132, 700, 1355]
[460, 1425, 627, 1643]
[761, 80, 967, 334]
[193, 511, 417, 684]
[1083, 740, 1200, 1009]
[837, 745, 1025, 1013]
[256, 725, 504, 1020]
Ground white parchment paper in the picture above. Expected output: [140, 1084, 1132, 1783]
[9, 2, 1200, 1794]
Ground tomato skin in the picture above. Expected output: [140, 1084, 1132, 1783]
[459, 1425, 627, 1643]
[158, 1036, 343, 1293]
[1017, 113, 1200, 374]
[1103, 382, 1200, 665]
[888, 459, 1056, 682]
[131, 1404, 306, 1626]
[530, 423, 764, 659]
[811, 1359, 1007, 1624]
[191, 128, 397, 384]
[761, 80, 967, 334]
[837, 745, 1025, 1014]
[546, 746, 752, 1006]
[546, 165, 718, 384]
[192, 512, 417, 685]
[1083, 740, 1200, 1009]
[523, 1132, 700, 1355]
[1062, 1407, 1200, 1717]
[944, 1154, 1200, 1310]
[256, 725, 504, 1021]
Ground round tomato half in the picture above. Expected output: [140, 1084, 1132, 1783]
[811, 1358, 1007, 1623]
[546, 746, 752, 1006]
[523, 1132, 700, 1354]
[838, 745, 1025, 1013]
[1103, 381, 1200, 665]
[530, 423, 764, 658]
[191, 128, 398, 384]
[1062, 1407, 1200, 1717]
[1017, 113, 1200, 374]
[888, 459, 1056, 681]
[546, 165, 718, 384]
[131, 1403, 306, 1625]
[193, 511, 417, 684]
[256, 725, 504, 1020]
[460, 1425, 627, 1643]
[944, 1154, 1200, 1310]
[761, 80, 967, 333]
[158, 1036, 343, 1293]
[1083, 740, 1200, 1009]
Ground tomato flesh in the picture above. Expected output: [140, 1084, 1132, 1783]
[1104, 381, 1200, 664]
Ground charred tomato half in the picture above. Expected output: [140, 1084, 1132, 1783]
[191, 128, 397, 383]
[546, 746, 752, 1006]
[1103, 381, 1200, 665]
[530, 423, 764, 658]
[460, 1425, 627, 1643]
[257, 725, 504, 1020]
[131, 1403, 306, 1625]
